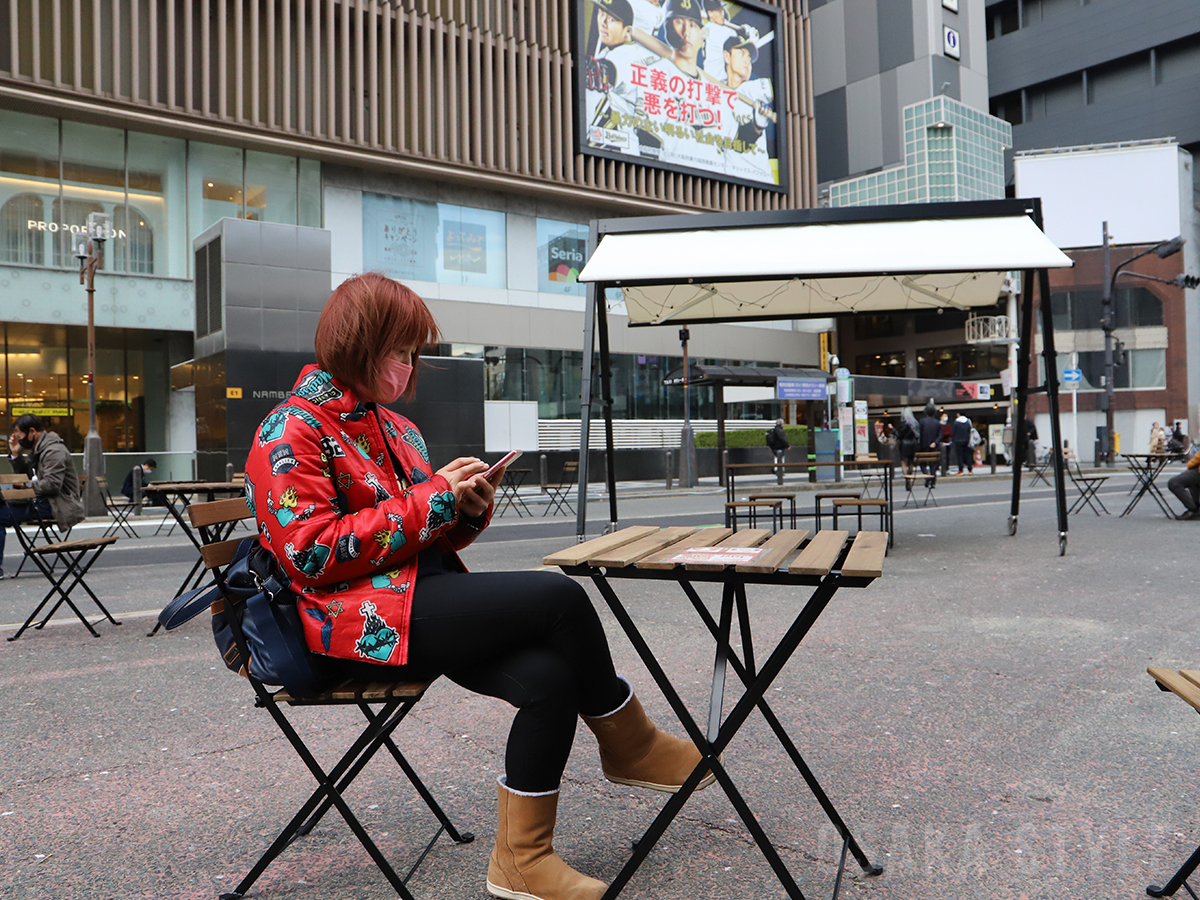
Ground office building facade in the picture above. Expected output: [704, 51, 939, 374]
[0, 0, 820, 471]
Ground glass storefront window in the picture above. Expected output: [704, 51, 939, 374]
[125, 132, 187, 277]
[362, 192, 439, 282]
[189, 142, 245, 242]
[437, 204, 506, 288]
[245, 150, 297, 224]
[298, 157, 322, 228]
[59, 121, 126, 270]
[856, 353, 906, 377]
[537, 218, 587, 296]
[0, 110, 59, 267]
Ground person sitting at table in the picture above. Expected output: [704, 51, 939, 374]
[2, 413, 85, 578]
[1168, 424, 1188, 455]
[1168, 447, 1200, 520]
[244, 272, 713, 900]
[121, 458, 163, 505]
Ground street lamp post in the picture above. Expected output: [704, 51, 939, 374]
[76, 212, 110, 518]
[1100, 226, 1191, 465]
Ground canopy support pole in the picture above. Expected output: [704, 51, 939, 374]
[716, 383, 727, 487]
[1039, 265, 1070, 555]
[1009, 269, 1035, 535]
[597, 284, 619, 533]
[575, 275, 599, 542]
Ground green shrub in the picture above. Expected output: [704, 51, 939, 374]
[696, 425, 808, 449]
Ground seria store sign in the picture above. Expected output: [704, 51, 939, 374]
[26, 220, 127, 238]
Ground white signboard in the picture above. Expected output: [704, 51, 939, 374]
[943, 26, 961, 60]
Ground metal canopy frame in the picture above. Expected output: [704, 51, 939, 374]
[575, 199, 1072, 556]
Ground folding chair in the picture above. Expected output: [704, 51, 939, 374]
[7, 488, 120, 640]
[1064, 451, 1110, 515]
[543, 460, 577, 517]
[178, 498, 474, 899]
[913, 452, 940, 507]
[1146, 667, 1200, 898]
[96, 475, 139, 539]
[0, 481, 72, 578]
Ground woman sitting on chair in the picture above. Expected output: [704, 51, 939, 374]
[244, 272, 712, 900]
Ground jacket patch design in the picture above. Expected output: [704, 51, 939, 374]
[355, 601, 400, 661]
[383, 419, 399, 440]
[269, 443, 299, 476]
[355, 433, 372, 458]
[370, 569, 411, 595]
[244, 473, 256, 514]
[258, 406, 322, 446]
[402, 426, 430, 464]
[340, 403, 369, 422]
[336, 471, 354, 491]
[362, 471, 392, 504]
[303, 606, 335, 652]
[285, 541, 331, 579]
[419, 491, 457, 542]
[335, 533, 362, 563]
[371, 524, 407, 565]
[325, 598, 344, 617]
[267, 486, 316, 527]
[294, 369, 344, 405]
[319, 435, 346, 459]
[410, 467, 429, 484]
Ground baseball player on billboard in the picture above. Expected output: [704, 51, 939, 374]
[719, 32, 776, 182]
[584, 0, 657, 154]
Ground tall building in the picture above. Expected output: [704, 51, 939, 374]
[810, 0, 992, 187]
[985, 0, 1200, 197]
[0, 0, 819, 475]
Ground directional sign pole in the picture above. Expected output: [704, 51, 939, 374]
[1070, 353, 1078, 458]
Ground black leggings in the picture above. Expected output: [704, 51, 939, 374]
[324, 569, 627, 793]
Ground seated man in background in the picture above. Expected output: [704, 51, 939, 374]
[2, 413, 85, 577]
[121, 458, 158, 502]
[1168, 448, 1200, 520]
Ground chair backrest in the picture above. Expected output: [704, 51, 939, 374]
[0, 474, 27, 485]
[188, 498, 256, 570]
[560, 460, 578, 485]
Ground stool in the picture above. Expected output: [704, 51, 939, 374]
[747, 491, 798, 528]
[815, 491, 861, 532]
[724, 499, 783, 533]
[831, 498, 888, 537]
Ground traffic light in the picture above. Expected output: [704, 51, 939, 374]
[1114, 340, 1127, 367]
[1174, 273, 1200, 289]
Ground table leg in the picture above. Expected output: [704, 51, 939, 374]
[707, 584, 734, 742]
[679, 580, 881, 876]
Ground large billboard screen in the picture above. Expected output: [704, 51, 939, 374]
[576, 0, 786, 192]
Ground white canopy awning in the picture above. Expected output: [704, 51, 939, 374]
[578, 214, 1074, 325]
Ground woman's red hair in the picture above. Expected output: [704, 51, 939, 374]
[314, 272, 440, 401]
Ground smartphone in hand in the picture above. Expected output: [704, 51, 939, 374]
[484, 450, 523, 480]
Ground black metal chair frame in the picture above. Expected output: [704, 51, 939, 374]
[98, 477, 140, 540]
[814, 492, 861, 531]
[191, 509, 474, 900]
[7, 513, 119, 640]
[1027, 454, 1052, 487]
[724, 498, 783, 533]
[1064, 456, 1110, 516]
[1147, 669, 1200, 899]
[542, 461, 577, 517]
[559, 554, 884, 900]
[8, 503, 71, 578]
[831, 499, 888, 537]
[494, 467, 534, 517]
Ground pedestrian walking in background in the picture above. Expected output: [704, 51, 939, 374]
[1150, 422, 1167, 454]
[951, 413, 974, 474]
[1020, 416, 1039, 465]
[896, 409, 919, 486]
[917, 402, 942, 487]
[939, 412, 952, 475]
[766, 418, 789, 480]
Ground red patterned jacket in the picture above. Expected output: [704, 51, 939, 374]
[243, 365, 490, 666]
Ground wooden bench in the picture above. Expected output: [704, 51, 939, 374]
[6, 488, 120, 640]
[171, 497, 474, 899]
[1146, 667, 1200, 897]
[747, 490, 798, 528]
[815, 491, 861, 531]
[725, 498, 783, 533]
[831, 497, 889, 539]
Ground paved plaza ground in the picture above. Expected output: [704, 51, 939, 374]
[1, 471, 1197, 899]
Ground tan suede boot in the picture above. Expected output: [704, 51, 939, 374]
[486, 777, 607, 900]
[582, 678, 715, 794]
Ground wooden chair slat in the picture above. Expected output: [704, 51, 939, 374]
[200, 538, 244, 569]
[636, 527, 733, 569]
[686, 529, 771, 571]
[189, 497, 254, 527]
[589, 526, 698, 568]
[735, 529, 810, 573]
[4, 488, 37, 501]
[789, 531, 849, 576]
[276, 678, 432, 705]
[833, 498, 888, 507]
[0, 474, 28, 484]
[840, 531, 888, 578]
[34, 536, 118, 554]
[542, 525, 659, 567]
[1149, 668, 1200, 715]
